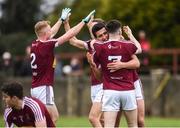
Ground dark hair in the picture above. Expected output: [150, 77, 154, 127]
[106, 20, 122, 34]
[92, 22, 106, 38]
[1, 82, 23, 99]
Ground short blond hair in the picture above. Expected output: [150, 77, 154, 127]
[34, 20, 50, 37]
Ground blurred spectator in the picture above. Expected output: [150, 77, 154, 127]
[0, 51, 14, 76]
[13, 56, 23, 76]
[19, 45, 31, 76]
[70, 57, 83, 76]
[138, 30, 151, 66]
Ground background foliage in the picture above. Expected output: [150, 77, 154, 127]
[0, 0, 179, 55]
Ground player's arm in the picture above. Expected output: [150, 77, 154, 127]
[63, 16, 86, 49]
[123, 26, 142, 54]
[4, 119, 14, 128]
[86, 52, 102, 80]
[107, 55, 140, 72]
[56, 10, 95, 46]
[51, 20, 62, 38]
[35, 118, 47, 127]
[51, 8, 71, 38]
[87, 15, 95, 39]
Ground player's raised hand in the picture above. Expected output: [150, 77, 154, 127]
[63, 12, 71, 24]
[123, 26, 132, 36]
[60, 8, 71, 21]
[82, 10, 96, 23]
[87, 15, 94, 28]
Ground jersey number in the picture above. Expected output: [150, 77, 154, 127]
[31, 53, 37, 69]
[108, 55, 122, 61]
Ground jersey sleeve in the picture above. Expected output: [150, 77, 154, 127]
[46, 39, 58, 49]
[41, 39, 57, 56]
[4, 108, 14, 128]
[29, 99, 46, 122]
[125, 41, 137, 55]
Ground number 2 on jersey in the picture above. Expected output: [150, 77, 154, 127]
[31, 53, 37, 69]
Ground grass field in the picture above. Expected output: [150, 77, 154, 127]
[1, 116, 180, 127]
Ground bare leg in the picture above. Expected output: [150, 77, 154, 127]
[46, 104, 59, 124]
[137, 99, 145, 127]
[89, 102, 103, 127]
[114, 111, 122, 127]
[104, 111, 118, 127]
[124, 109, 137, 127]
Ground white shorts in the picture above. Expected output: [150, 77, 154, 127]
[31, 85, 54, 105]
[134, 79, 144, 100]
[91, 83, 103, 103]
[102, 90, 137, 111]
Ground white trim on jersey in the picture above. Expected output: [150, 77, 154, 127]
[36, 39, 57, 43]
[35, 38, 59, 47]
[24, 97, 44, 122]
[4, 108, 12, 121]
[4, 108, 13, 128]
[103, 39, 134, 44]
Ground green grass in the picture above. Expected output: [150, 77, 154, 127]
[1, 116, 180, 127]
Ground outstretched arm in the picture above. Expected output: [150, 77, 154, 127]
[123, 26, 142, 54]
[51, 20, 62, 38]
[107, 55, 140, 72]
[51, 8, 72, 38]
[57, 10, 95, 46]
[87, 15, 95, 39]
[63, 17, 86, 49]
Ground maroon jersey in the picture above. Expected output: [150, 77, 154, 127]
[85, 40, 102, 86]
[93, 40, 137, 91]
[133, 70, 139, 82]
[30, 39, 57, 88]
[4, 97, 55, 127]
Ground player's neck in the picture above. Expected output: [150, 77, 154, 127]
[38, 36, 48, 42]
[109, 34, 120, 41]
[14, 99, 23, 110]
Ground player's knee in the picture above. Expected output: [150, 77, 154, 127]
[88, 114, 98, 124]
[88, 114, 95, 123]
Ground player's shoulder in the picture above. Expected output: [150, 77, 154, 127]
[46, 38, 57, 42]
[88, 39, 101, 51]
[33, 39, 57, 44]
[24, 97, 43, 110]
[92, 40, 102, 46]
[24, 96, 37, 105]
[120, 39, 134, 44]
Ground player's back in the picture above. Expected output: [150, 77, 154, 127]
[94, 40, 137, 91]
[30, 39, 57, 88]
